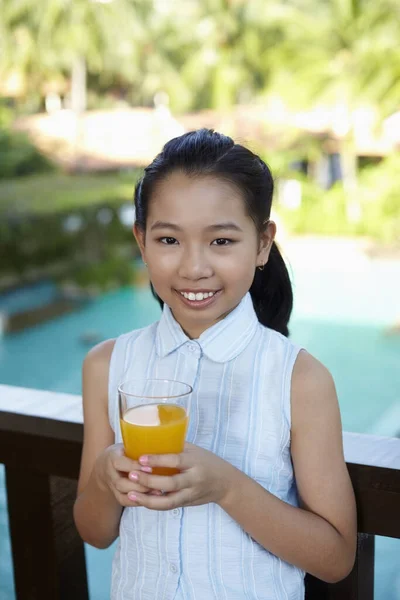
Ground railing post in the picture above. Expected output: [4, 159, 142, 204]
[5, 467, 89, 600]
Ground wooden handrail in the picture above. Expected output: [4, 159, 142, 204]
[0, 408, 399, 600]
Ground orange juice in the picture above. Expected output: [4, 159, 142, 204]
[120, 403, 188, 475]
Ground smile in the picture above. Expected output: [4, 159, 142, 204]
[175, 289, 221, 309]
[180, 291, 216, 301]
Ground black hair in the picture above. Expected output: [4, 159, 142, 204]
[134, 128, 293, 337]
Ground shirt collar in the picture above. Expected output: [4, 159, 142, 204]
[155, 292, 259, 363]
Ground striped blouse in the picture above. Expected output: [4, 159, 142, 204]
[108, 292, 305, 599]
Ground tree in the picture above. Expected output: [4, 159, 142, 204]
[174, 0, 286, 111]
[266, 0, 400, 219]
[0, 0, 143, 108]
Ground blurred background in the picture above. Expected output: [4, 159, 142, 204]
[0, 0, 399, 598]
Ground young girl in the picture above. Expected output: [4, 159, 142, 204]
[74, 129, 357, 599]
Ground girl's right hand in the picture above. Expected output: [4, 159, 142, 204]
[94, 443, 157, 507]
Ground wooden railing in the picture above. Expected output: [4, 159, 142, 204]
[0, 399, 399, 599]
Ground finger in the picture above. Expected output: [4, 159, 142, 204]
[115, 490, 145, 508]
[113, 477, 150, 495]
[138, 453, 188, 471]
[108, 467, 143, 490]
[127, 490, 187, 511]
[113, 455, 142, 474]
[131, 471, 189, 493]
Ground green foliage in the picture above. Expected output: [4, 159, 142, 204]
[0, 128, 55, 179]
[277, 178, 352, 236]
[0, 0, 286, 113]
[2, 0, 400, 116]
[0, 199, 138, 285]
[0, 172, 139, 215]
[267, 0, 400, 118]
[276, 155, 400, 243]
[0, 171, 141, 288]
[0, 104, 14, 127]
[356, 154, 400, 241]
[63, 256, 135, 292]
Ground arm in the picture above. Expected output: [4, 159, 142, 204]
[219, 351, 357, 583]
[73, 339, 122, 549]
[74, 340, 164, 549]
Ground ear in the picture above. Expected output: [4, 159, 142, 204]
[257, 220, 276, 267]
[133, 224, 146, 262]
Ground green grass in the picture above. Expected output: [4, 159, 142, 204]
[0, 171, 141, 215]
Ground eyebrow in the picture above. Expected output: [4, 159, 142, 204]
[150, 221, 243, 232]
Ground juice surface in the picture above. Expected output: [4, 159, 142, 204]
[120, 403, 188, 475]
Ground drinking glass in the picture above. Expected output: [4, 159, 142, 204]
[118, 379, 192, 475]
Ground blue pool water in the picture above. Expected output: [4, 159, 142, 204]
[0, 281, 59, 316]
[1, 250, 400, 599]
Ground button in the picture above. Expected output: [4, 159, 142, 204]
[172, 508, 180, 516]
[169, 563, 178, 574]
[187, 344, 196, 352]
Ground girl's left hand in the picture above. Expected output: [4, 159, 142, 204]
[127, 442, 237, 510]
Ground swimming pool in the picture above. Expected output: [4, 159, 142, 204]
[1, 240, 399, 599]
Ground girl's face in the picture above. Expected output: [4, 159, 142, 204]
[134, 171, 275, 339]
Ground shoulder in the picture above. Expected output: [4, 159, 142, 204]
[82, 323, 159, 387]
[85, 323, 158, 366]
[82, 323, 152, 373]
[292, 350, 335, 397]
[83, 338, 116, 375]
[291, 350, 338, 437]
[82, 339, 117, 408]
[79, 339, 117, 493]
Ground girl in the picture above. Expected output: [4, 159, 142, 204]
[74, 129, 357, 599]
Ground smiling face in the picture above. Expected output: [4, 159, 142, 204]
[134, 171, 275, 339]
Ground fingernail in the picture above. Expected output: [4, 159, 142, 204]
[140, 466, 152, 473]
[139, 456, 149, 465]
[128, 493, 137, 501]
[129, 472, 138, 481]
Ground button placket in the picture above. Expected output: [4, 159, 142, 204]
[185, 342, 201, 361]
[178, 343, 202, 442]
[165, 513, 181, 589]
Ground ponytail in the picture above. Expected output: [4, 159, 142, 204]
[249, 242, 293, 337]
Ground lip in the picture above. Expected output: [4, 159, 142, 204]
[174, 289, 222, 309]
[177, 289, 219, 293]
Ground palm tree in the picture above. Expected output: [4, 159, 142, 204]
[268, 0, 400, 218]
[174, 0, 286, 111]
[0, 0, 143, 109]
[0, 0, 39, 99]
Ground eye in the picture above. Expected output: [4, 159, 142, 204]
[159, 237, 178, 245]
[212, 238, 234, 246]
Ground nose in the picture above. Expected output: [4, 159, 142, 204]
[177, 246, 213, 280]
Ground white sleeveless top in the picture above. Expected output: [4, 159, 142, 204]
[108, 293, 305, 599]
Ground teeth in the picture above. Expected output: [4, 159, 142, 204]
[180, 291, 215, 301]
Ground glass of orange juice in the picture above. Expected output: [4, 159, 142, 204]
[118, 379, 192, 475]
